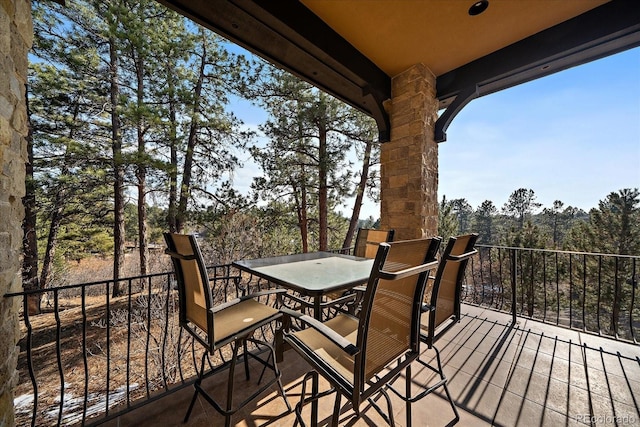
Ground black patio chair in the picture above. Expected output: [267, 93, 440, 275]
[391, 233, 478, 426]
[163, 232, 291, 427]
[282, 237, 441, 426]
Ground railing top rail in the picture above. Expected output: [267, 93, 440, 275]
[476, 244, 640, 259]
[3, 263, 238, 298]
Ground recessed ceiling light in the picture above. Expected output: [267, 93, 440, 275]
[469, 0, 489, 16]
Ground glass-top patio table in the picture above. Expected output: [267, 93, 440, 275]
[233, 252, 375, 320]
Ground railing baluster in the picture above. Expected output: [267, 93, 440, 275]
[614, 257, 620, 339]
[543, 252, 547, 322]
[145, 277, 152, 398]
[582, 254, 587, 332]
[105, 281, 111, 416]
[177, 322, 186, 383]
[556, 252, 560, 325]
[53, 289, 64, 425]
[81, 286, 89, 425]
[479, 248, 485, 304]
[569, 254, 573, 329]
[127, 278, 133, 407]
[530, 249, 534, 318]
[518, 250, 524, 316]
[162, 275, 171, 391]
[630, 259, 637, 344]
[498, 248, 504, 311]
[510, 248, 517, 324]
[22, 292, 38, 427]
[488, 247, 495, 308]
[597, 255, 603, 335]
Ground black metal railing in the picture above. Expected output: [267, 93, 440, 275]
[5, 246, 639, 426]
[6, 265, 279, 427]
[462, 245, 639, 343]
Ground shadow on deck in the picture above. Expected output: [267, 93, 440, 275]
[100, 305, 640, 426]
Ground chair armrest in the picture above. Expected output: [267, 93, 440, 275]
[283, 292, 311, 307]
[377, 259, 439, 281]
[281, 292, 356, 308]
[212, 289, 287, 313]
[164, 249, 197, 261]
[281, 308, 360, 356]
[420, 303, 435, 313]
[208, 275, 241, 282]
[327, 246, 354, 255]
[320, 293, 356, 307]
[447, 249, 478, 262]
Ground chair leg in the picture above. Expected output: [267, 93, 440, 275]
[406, 364, 412, 427]
[295, 371, 315, 427]
[243, 339, 250, 381]
[184, 352, 207, 423]
[257, 345, 292, 413]
[257, 349, 271, 385]
[379, 388, 395, 427]
[433, 346, 460, 424]
[224, 342, 242, 427]
[331, 393, 341, 426]
[295, 371, 335, 427]
[246, 336, 291, 413]
[183, 336, 290, 425]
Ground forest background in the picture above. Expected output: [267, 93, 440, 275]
[23, 0, 640, 296]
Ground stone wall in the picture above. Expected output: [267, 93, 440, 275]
[380, 63, 439, 240]
[0, 0, 31, 425]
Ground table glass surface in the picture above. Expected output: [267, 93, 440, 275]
[234, 252, 374, 294]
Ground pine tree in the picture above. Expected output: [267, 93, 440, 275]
[473, 200, 497, 244]
[252, 70, 359, 252]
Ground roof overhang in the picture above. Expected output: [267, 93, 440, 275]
[157, 0, 640, 142]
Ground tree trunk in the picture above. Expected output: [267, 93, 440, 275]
[110, 35, 126, 297]
[176, 38, 206, 233]
[167, 66, 179, 232]
[342, 138, 373, 251]
[318, 121, 328, 251]
[295, 181, 309, 253]
[22, 87, 40, 314]
[39, 102, 79, 292]
[39, 196, 63, 291]
[134, 52, 148, 276]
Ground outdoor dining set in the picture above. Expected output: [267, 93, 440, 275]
[164, 229, 478, 427]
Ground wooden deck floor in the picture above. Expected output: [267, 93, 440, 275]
[101, 305, 640, 426]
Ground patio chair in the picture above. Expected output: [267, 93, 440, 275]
[282, 237, 441, 426]
[393, 233, 478, 425]
[320, 228, 396, 317]
[353, 228, 395, 258]
[163, 233, 291, 427]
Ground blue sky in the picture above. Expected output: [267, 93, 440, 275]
[440, 46, 640, 214]
[229, 46, 640, 219]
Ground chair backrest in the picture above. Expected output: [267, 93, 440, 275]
[355, 237, 441, 384]
[424, 233, 478, 347]
[164, 232, 214, 350]
[353, 228, 395, 258]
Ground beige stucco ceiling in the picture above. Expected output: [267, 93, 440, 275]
[301, 0, 610, 78]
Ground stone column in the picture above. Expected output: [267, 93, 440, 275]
[380, 63, 439, 240]
[0, 1, 31, 425]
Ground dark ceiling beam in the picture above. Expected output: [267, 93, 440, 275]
[158, 0, 392, 141]
[435, 0, 640, 141]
